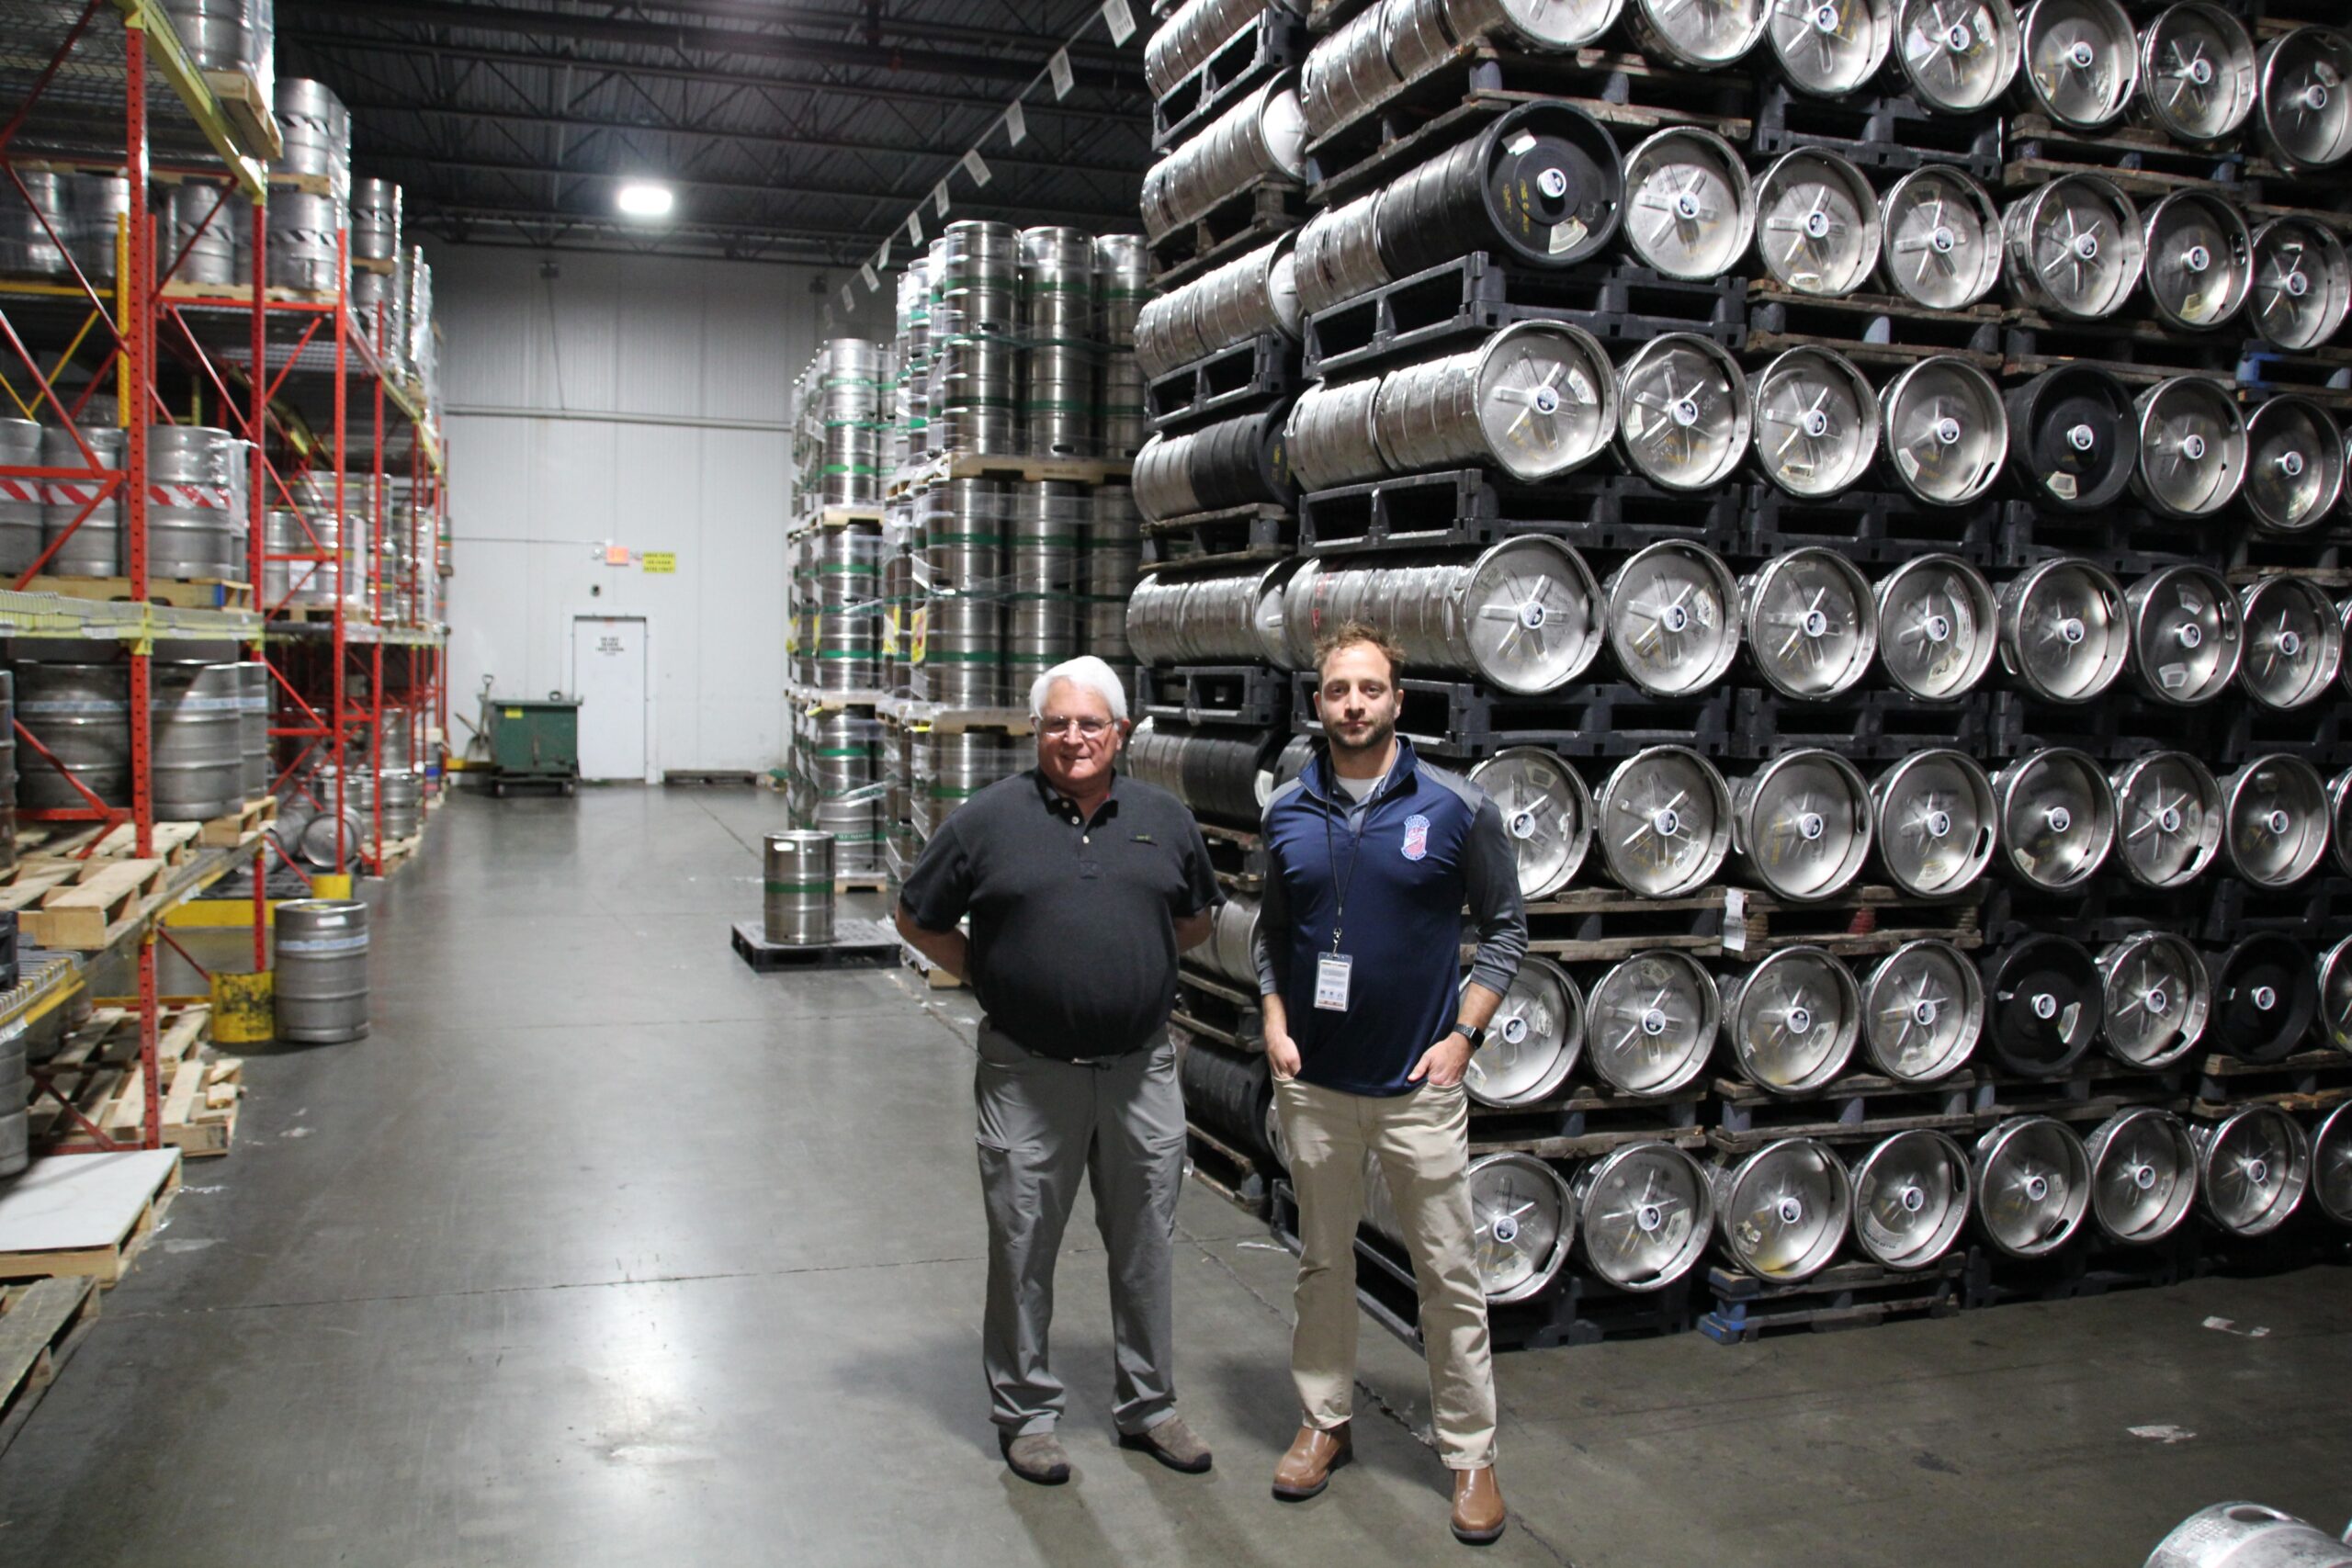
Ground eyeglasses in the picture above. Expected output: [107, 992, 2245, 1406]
[1038, 716, 1114, 739]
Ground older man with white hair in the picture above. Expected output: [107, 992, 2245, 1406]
[897, 655, 1222, 1486]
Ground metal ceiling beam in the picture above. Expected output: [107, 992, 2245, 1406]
[414, 0, 1137, 67]
[334, 95, 1141, 176]
[372, 148, 1140, 227]
[275, 0, 1142, 89]
[277, 30, 1147, 126]
[412, 204, 868, 260]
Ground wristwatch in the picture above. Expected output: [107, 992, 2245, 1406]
[1454, 1022, 1487, 1052]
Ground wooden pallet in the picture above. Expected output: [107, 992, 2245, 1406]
[198, 795, 277, 848]
[1729, 886, 1984, 960]
[350, 254, 398, 276]
[2191, 1049, 2352, 1118]
[0, 1277, 102, 1457]
[1183, 1122, 1272, 1216]
[788, 504, 887, 532]
[1743, 282, 2003, 370]
[1973, 1064, 2190, 1126]
[15, 858, 171, 950]
[200, 67, 282, 161]
[1469, 1084, 1706, 1159]
[1710, 1070, 1981, 1152]
[1510, 886, 1728, 963]
[155, 278, 337, 307]
[21, 573, 254, 610]
[1699, 1255, 1965, 1343]
[0, 1156, 182, 1288]
[898, 452, 1135, 490]
[30, 1003, 243, 1159]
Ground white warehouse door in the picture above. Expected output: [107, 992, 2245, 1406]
[572, 615, 650, 781]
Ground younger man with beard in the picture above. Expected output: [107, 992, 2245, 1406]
[1252, 622, 1527, 1545]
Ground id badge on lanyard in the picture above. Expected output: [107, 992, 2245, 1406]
[1314, 952, 1351, 1011]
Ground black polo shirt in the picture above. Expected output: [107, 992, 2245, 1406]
[899, 768, 1221, 1060]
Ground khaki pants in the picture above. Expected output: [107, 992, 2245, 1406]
[1275, 1076, 1498, 1470]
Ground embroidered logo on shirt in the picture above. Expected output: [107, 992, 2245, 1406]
[1131, 833, 1155, 844]
[1401, 813, 1430, 861]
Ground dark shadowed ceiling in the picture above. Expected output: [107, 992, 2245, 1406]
[277, 0, 1152, 264]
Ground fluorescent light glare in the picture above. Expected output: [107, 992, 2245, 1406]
[616, 182, 674, 219]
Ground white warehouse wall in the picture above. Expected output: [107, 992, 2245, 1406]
[433, 243, 854, 774]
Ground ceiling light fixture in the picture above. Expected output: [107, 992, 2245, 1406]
[616, 182, 674, 219]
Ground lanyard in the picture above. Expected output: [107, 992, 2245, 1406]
[1320, 766, 1387, 954]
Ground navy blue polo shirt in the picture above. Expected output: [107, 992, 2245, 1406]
[899, 768, 1221, 1060]
[1254, 739, 1528, 1097]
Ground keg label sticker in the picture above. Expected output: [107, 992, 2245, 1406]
[278, 934, 368, 954]
[1548, 220, 1586, 256]
[1101, 0, 1136, 45]
[1401, 814, 1430, 861]
[961, 150, 992, 188]
[2047, 469, 2076, 501]
[642, 552, 676, 573]
[1049, 48, 1075, 100]
[1002, 101, 1026, 147]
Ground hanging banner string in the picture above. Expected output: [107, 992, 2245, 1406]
[826, 0, 1138, 331]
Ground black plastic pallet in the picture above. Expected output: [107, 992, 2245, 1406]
[1744, 283, 2002, 369]
[2235, 342, 2352, 415]
[1985, 688, 2225, 763]
[1748, 81, 2001, 178]
[1992, 500, 2204, 575]
[2226, 522, 2352, 578]
[1971, 1062, 2190, 1121]
[2002, 312, 2245, 388]
[1304, 48, 1755, 200]
[2221, 695, 2352, 770]
[1306, 251, 1744, 379]
[1135, 662, 1289, 728]
[729, 919, 898, 973]
[1289, 674, 1735, 760]
[1699, 1254, 1968, 1343]
[1145, 333, 1299, 432]
[1962, 1231, 2202, 1309]
[1148, 177, 1307, 290]
[1740, 485, 2001, 566]
[1269, 1181, 1699, 1352]
[2200, 875, 2352, 944]
[1726, 685, 1991, 762]
[2004, 117, 2246, 193]
[1978, 879, 2207, 947]
[1150, 10, 1306, 152]
[1298, 467, 1740, 556]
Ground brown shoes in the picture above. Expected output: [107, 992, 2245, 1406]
[1451, 1466, 1507, 1545]
[1117, 1415, 1214, 1473]
[1271, 1421, 1352, 1500]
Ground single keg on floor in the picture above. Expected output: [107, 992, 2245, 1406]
[274, 898, 369, 1043]
[763, 829, 837, 947]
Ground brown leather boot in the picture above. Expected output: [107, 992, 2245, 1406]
[1270, 1422, 1351, 1501]
[1451, 1466, 1506, 1544]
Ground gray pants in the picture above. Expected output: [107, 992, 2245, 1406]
[974, 1020, 1185, 1438]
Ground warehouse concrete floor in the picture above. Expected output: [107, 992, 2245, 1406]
[0, 786, 2345, 1567]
